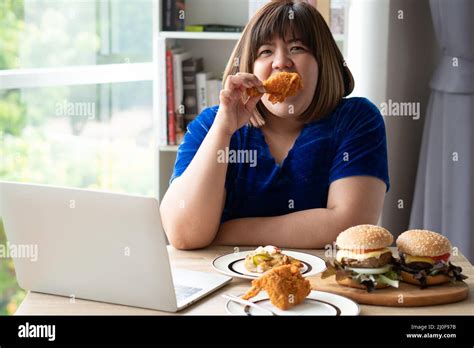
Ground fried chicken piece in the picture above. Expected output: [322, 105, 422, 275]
[242, 264, 311, 310]
[247, 72, 303, 104]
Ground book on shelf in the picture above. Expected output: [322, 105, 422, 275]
[165, 49, 176, 145]
[171, 48, 191, 110]
[185, 24, 245, 33]
[164, 51, 222, 145]
[172, 48, 191, 144]
[183, 76, 221, 129]
[181, 57, 204, 140]
[206, 79, 221, 107]
[196, 72, 214, 114]
[162, 0, 185, 31]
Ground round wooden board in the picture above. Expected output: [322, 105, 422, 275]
[310, 275, 469, 307]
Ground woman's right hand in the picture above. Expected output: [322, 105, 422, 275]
[213, 72, 264, 136]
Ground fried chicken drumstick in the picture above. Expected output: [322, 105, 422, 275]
[242, 264, 311, 310]
[247, 72, 303, 104]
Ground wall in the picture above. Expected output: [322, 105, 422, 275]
[346, 0, 439, 237]
[382, 0, 439, 237]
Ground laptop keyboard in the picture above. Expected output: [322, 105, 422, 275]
[175, 284, 202, 302]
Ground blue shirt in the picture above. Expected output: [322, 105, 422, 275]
[170, 97, 390, 223]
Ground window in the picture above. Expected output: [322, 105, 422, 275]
[0, 0, 155, 195]
[1, 81, 154, 195]
[0, 0, 155, 315]
[1, 0, 153, 69]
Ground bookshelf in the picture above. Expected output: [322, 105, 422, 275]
[154, 0, 348, 202]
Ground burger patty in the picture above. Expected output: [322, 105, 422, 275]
[399, 253, 435, 270]
[402, 261, 433, 271]
[342, 251, 393, 268]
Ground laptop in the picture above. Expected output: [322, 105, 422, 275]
[0, 181, 232, 312]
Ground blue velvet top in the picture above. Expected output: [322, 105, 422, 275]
[170, 97, 390, 223]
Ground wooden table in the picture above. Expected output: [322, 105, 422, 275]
[15, 246, 474, 315]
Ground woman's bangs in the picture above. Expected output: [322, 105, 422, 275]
[250, 3, 316, 62]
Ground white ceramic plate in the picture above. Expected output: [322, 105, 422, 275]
[212, 250, 326, 280]
[225, 290, 360, 316]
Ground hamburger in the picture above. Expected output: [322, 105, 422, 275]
[322, 224, 400, 292]
[396, 229, 467, 288]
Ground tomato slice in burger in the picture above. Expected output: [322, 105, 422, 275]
[430, 253, 450, 262]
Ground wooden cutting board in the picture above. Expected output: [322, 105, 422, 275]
[310, 275, 469, 307]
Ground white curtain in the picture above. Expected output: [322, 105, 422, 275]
[410, 0, 474, 262]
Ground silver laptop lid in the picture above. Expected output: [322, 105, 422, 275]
[0, 181, 178, 312]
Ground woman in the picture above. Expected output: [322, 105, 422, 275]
[160, 1, 390, 249]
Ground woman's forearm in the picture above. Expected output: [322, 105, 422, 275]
[214, 207, 372, 249]
[160, 123, 231, 249]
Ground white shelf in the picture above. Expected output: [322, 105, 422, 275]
[161, 31, 344, 42]
[159, 31, 241, 40]
[159, 145, 179, 152]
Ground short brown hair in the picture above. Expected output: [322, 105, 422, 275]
[222, 0, 354, 123]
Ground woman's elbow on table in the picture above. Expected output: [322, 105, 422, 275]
[160, 201, 217, 250]
[165, 226, 215, 250]
[159, 211, 213, 250]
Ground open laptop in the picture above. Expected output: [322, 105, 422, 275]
[0, 181, 231, 312]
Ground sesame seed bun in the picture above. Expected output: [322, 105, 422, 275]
[396, 229, 452, 257]
[336, 277, 390, 289]
[336, 224, 393, 250]
[400, 271, 451, 286]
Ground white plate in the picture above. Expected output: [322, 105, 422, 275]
[212, 250, 326, 280]
[225, 290, 360, 316]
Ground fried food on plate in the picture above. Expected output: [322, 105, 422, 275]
[244, 245, 302, 273]
[242, 264, 311, 310]
[247, 72, 303, 104]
